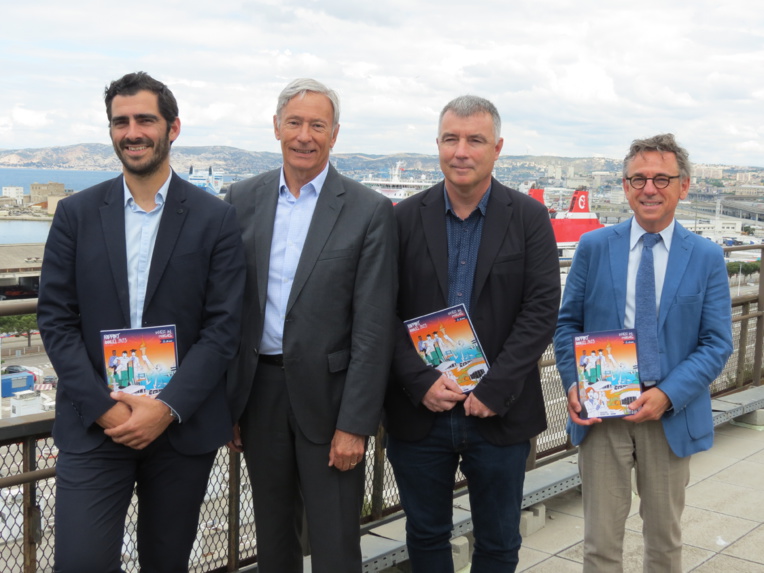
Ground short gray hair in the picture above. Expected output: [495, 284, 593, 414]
[623, 133, 691, 180]
[438, 95, 501, 141]
[275, 78, 340, 132]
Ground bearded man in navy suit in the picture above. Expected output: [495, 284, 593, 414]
[555, 134, 733, 572]
[38, 72, 245, 573]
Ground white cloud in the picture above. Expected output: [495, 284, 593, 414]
[11, 107, 50, 128]
[0, 0, 762, 166]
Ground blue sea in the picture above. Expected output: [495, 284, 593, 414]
[0, 167, 237, 245]
[0, 167, 123, 194]
[0, 168, 124, 245]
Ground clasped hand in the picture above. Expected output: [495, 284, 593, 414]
[422, 375, 496, 418]
[100, 392, 173, 450]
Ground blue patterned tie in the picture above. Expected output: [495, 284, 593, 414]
[636, 233, 662, 385]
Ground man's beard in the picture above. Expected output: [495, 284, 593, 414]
[113, 134, 171, 177]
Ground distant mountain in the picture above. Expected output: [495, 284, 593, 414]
[0, 143, 623, 175]
[0, 144, 285, 174]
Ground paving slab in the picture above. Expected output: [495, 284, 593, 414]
[710, 459, 764, 489]
[515, 546, 552, 572]
[722, 523, 764, 565]
[521, 555, 582, 572]
[686, 479, 764, 522]
[712, 426, 764, 459]
[688, 448, 740, 484]
[691, 553, 764, 572]
[674, 506, 759, 553]
[542, 488, 584, 518]
[522, 509, 584, 555]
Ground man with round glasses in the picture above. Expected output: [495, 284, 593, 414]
[555, 134, 732, 571]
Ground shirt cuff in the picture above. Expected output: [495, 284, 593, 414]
[157, 399, 181, 423]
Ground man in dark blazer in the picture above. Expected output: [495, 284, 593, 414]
[555, 134, 733, 571]
[225, 78, 397, 573]
[385, 95, 560, 572]
[37, 72, 245, 573]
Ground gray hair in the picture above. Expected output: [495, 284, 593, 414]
[623, 133, 691, 180]
[438, 95, 501, 141]
[275, 78, 340, 132]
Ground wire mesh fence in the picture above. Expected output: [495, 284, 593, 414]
[0, 296, 759, 572]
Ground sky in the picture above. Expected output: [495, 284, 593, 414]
[2, 0, 763, 167]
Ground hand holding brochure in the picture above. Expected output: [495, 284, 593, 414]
[404, 304, 488, 393]
[101, 325, 178, 397]
[573, 329, 642, 418]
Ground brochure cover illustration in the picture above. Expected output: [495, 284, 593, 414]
[101, 325, 178, 396]
[573, 329, 642, 419]
[404, 304, 488, 393]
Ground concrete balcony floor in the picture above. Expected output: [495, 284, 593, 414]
[510, 420, 764, 572]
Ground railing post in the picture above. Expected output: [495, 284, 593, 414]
[22, 436, 40, 573]
[736, 302, 750, 387]
[227, 450, 241, 572]
[755, 245, 764, 387]
[370, 426, 387, 521]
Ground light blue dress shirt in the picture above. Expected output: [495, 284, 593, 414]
[123, 172, 171, 329]
[260, 164, 329, 354]
[624, 218, 674, 328]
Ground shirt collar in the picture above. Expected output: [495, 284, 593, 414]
[629, 218, 674, 252]
[444, 184, 492, 217]
[123, 171, 172, 211]
[278, 162, 330, 197]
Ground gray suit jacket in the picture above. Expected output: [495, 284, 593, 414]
[225, 164, 398, 443]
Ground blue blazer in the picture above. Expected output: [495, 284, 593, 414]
[38, 173, 246, 455]
[554, 218, 733, 457]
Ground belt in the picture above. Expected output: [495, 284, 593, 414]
[259, 354, 284, 367]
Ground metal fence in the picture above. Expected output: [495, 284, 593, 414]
[1, 244, 762, 572]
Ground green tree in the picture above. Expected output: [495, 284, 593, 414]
[742, 261, 760, 277]
[0, 314, 38, 347]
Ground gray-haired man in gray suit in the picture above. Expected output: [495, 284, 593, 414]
[225, 78, 397, 573]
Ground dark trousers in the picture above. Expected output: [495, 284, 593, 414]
[54, 433, 216, 573]
[387, 405, 530, 573]
[240, 361, 365, 573]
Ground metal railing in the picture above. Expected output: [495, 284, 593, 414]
[1, 244, 762, 572]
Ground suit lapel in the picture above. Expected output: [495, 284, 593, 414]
[419, 184, 450, 303]
[252, 172, 280, 315]
[473, 182, 511, 301]
[286, 165, 344, 313]
[144, 173, 187, 311]
[659, 223, 693, 331]
[99, 176, 131, 326]
[608, 221, 631, 328]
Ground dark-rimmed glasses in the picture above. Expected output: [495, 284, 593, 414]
[625, 175, 680, 189]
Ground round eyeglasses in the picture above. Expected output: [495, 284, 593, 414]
[625, 175, 680, 190]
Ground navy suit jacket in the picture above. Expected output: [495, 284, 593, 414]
[38, 172, 246, 455]
[385, 179, 561, 446]
[554, 218, 733, 457]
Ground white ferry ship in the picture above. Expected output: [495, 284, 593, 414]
[361, 161, 437, 204]
[188, 166, 224, 195]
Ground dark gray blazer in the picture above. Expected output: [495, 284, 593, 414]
[225, 164, 398, 443]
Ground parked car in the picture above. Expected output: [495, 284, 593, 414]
[42, 375, 58, 388]
[1, 365, 43, 382]
[2, 365, 29, 375]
